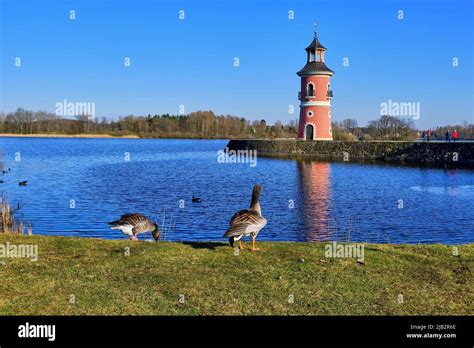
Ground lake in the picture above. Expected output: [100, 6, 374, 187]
[0, 138, 473, 244]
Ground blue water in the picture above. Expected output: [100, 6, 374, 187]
[0, 138, 473, 244]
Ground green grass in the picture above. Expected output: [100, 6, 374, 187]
[0, 234, 472, 315]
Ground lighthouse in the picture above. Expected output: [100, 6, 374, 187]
[297, 27, 334, 140]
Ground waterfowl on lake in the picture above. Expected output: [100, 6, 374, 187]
[223, 184, 267, 251]
[109, 213, 159, 241]
[18, 181, 28, 186]
[192, 196, 202, 203]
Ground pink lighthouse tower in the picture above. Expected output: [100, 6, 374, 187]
[297, 25, 334, 140]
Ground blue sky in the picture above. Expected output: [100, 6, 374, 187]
[1, 0, 473, 128]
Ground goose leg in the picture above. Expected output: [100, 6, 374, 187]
[251, 235, 261, 251]
[239, 241, 247, 249]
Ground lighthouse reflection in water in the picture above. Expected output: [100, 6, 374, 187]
[297, 161, 334, 242]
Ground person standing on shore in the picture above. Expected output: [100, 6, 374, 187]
[422, 130, 426, 142]
[427, 129, 431, 142]
[452, 129, 458, 142]
[445, 130, 451, 143]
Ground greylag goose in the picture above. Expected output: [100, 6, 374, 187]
[109, 213, 159, 241]
[223, 184, 267, 251]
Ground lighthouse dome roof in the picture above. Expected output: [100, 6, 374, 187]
[297, 61, 334, 76]
[305, 37, 327, 51]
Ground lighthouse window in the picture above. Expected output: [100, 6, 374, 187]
[307, 110, 314, 117]
[310, 52, 315, 62]
[307, 83, 315, 97]
[316, 52, 321, 62]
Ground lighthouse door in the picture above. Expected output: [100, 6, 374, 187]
[305, 124, 314, 140]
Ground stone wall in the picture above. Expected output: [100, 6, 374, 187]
[226, 140, 474, 168]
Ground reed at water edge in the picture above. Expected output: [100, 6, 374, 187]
[0, 195, 32, 235]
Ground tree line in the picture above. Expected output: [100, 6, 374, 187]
[332, 116, 474, 141]
[0, 108, 296, 139]
[1, 108, 473, 140]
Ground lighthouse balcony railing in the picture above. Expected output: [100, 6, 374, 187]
[327, 90, 334, 98]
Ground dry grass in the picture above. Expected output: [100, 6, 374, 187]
[0, 133, 139, 138]
[0, 196, 32, 235]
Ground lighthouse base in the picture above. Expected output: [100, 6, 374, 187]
[226, 139, 474, 168]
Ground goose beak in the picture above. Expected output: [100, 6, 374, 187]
[152, 228, 160, 241]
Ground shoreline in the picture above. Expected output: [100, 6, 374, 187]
[21, 231, 474, 245]
[0, 133, 236, 140]
[4, 134, 472, 142]
[0, 133, 140, 139]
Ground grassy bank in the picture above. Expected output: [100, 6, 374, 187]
[0, 234, 472, 315]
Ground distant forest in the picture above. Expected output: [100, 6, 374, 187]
[1, 108, 473, 140]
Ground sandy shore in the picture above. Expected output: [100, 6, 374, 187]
[0, 133, 140, 139]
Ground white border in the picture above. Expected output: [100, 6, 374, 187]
[301, 101, 331, 107]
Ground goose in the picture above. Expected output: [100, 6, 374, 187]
[223, 184, 267, 251]
[18, 181, 28, 186]
[109, 213, 159, 241]
[192, 196, 202, 203]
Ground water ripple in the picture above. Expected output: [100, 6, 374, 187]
[1, 138, 473, 244]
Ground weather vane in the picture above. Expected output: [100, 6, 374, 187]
[313, 22, 318, 38]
